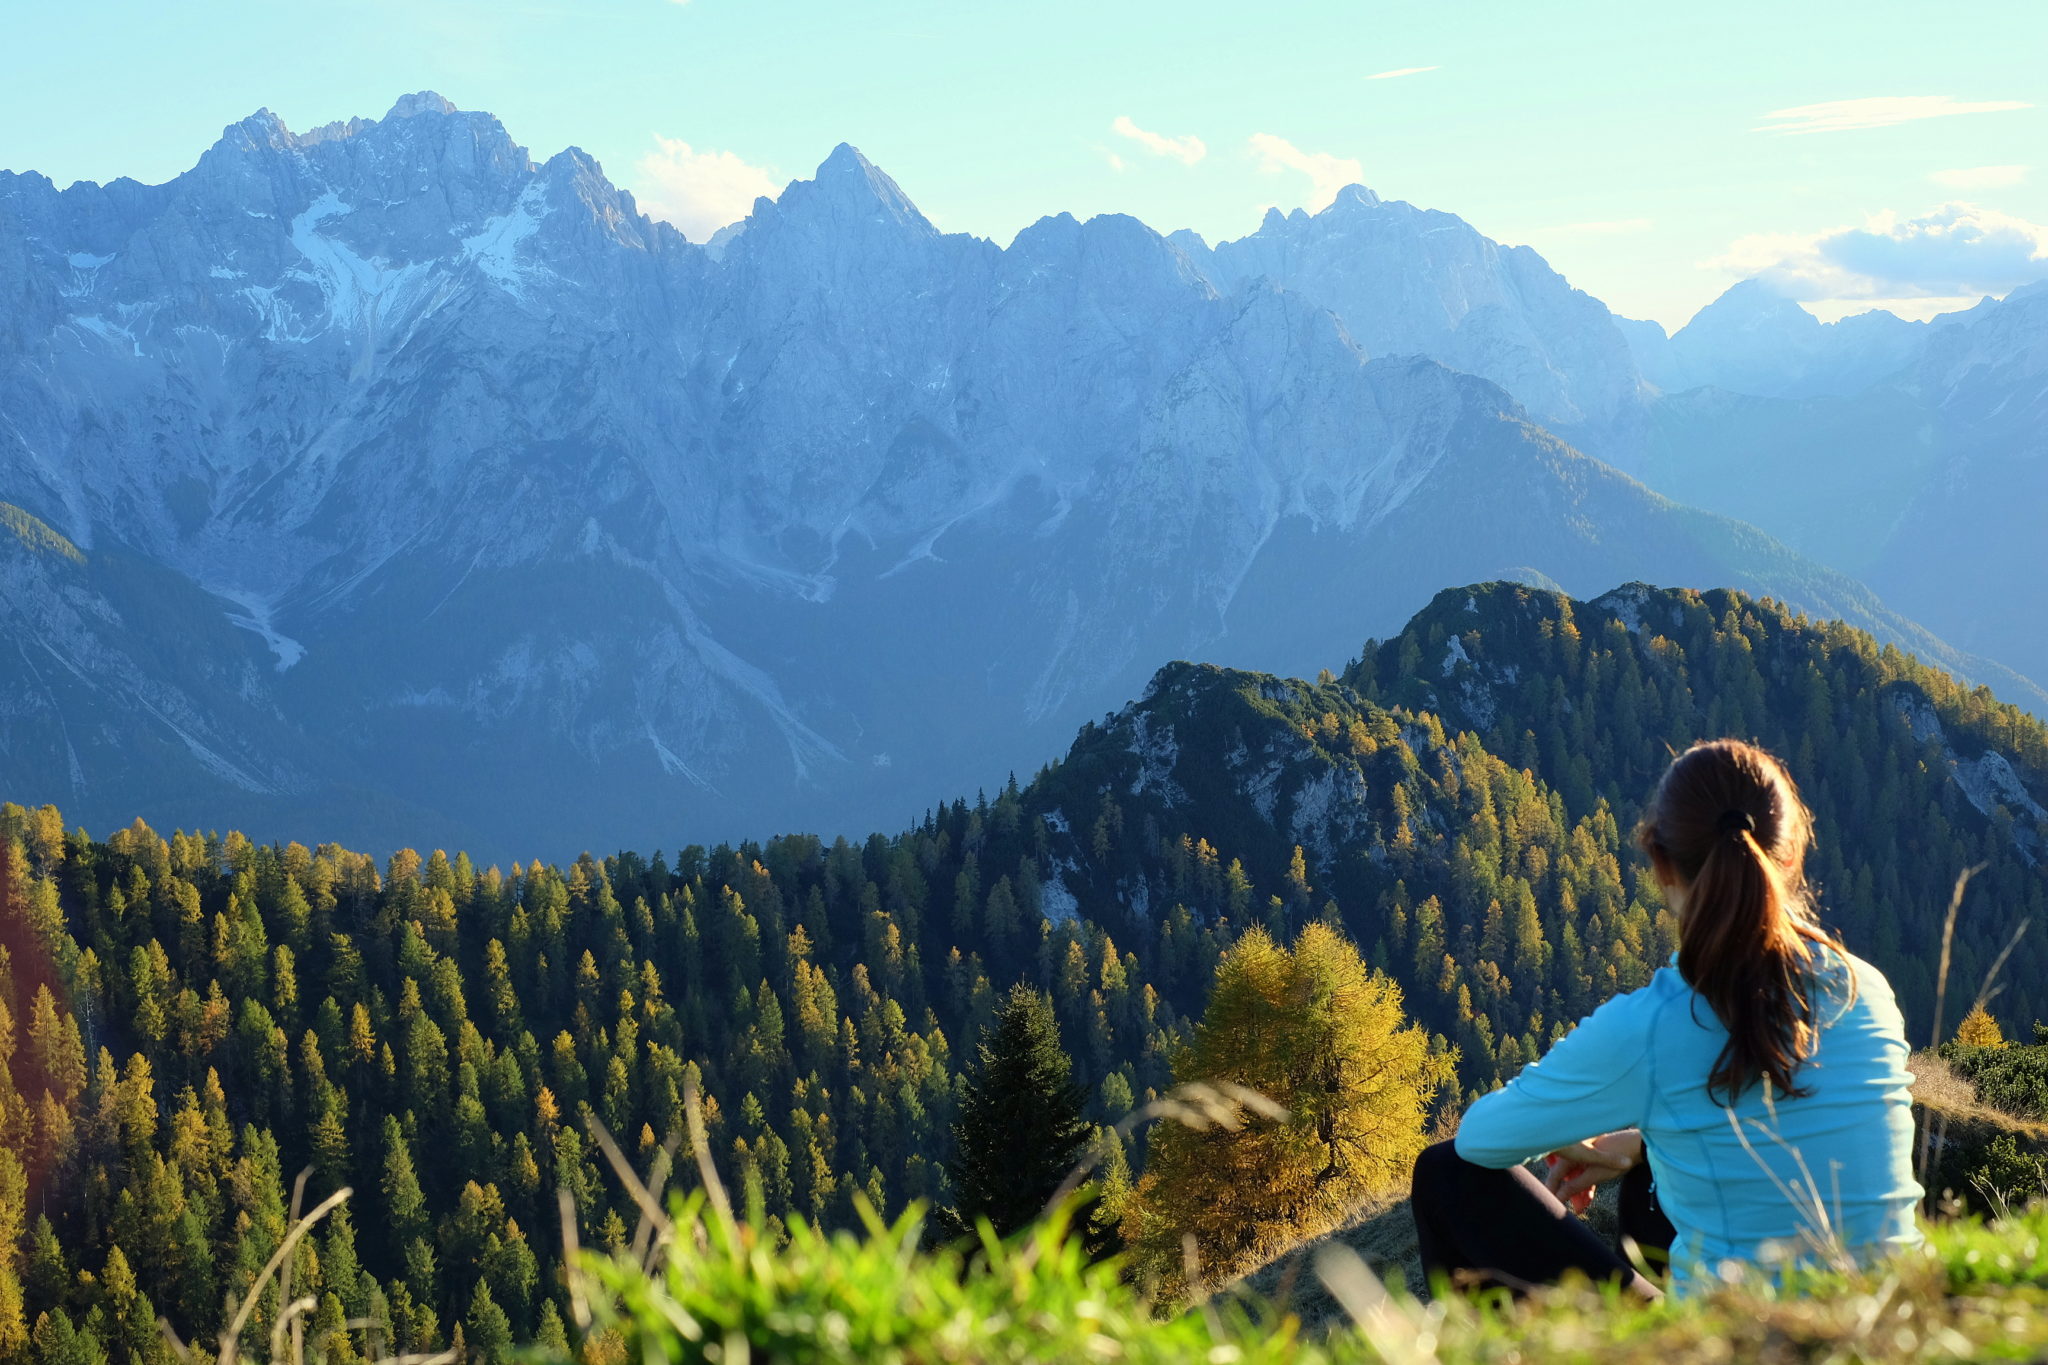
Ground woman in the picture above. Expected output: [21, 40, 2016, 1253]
[1408, 739, 1924, 1297]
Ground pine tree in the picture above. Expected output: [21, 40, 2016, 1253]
[944, 984, 1090, 1238]
[465, 1282, 513, 1365]
[380, 1117, 428, 1261]
[534, 1300, 570, 1359]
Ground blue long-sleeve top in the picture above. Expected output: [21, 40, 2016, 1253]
[1454, 948, 1924, 1294]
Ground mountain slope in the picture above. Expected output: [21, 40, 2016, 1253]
[1345, 582, 2048, 1033]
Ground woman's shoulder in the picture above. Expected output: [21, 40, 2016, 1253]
[1584, 963, 1696, 1031]
[1816, 944, 1894, 994]
[1814, 944, 1907, 1027]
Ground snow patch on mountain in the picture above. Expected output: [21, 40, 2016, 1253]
[287, 194, 434, 335]
[645, 721, 714, 790]
[461, 183, 551, 297]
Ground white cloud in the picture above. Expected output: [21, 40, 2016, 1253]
[632, 136, 780, 242]
[1111, 116, 1206, 166]
[1931, 164, 2028, 190]
[1367, 65, 1438, 80]
[1707, 202, 2048, 302]
[1248, 133, 1364, 212]
[1754, 95, 2032, 135]
[1549, 217, 1655, 235]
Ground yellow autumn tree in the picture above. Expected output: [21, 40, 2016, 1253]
[1956, 1004, 2005, 1048]
[1122, 921, 1454, 1294]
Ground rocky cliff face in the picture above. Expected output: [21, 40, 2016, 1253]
[1175, 188, 1649, 454]
[0, 95, 2027, 856]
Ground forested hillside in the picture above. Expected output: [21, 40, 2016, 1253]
[0, 583, 2043, 1364]
[1347, 581, 2048, 1039]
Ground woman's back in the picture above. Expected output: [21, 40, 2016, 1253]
[1424, 739, 1924, 1297]
[1454, 946, 1924, 1291]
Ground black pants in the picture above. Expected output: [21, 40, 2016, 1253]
[1409, 1140, 1677, 1298]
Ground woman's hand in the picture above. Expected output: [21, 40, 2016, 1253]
[1543, 1128, 1644, 1210]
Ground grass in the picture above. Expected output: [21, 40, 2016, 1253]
[190, 1109, 2048, 1365]
[574, 1185, 2048, 1365]
[1910, 1051, 2048, 1140]
[547, 1076, 2048, 1365]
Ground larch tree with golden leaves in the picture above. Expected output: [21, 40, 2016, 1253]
[1956, 1005, 2005, 1048]
[1123, 922, 1453, 1293]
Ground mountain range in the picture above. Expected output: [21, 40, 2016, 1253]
[1, 92, 2041, 856]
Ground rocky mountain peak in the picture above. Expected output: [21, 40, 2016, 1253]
[786, 142, 935, 235]
[219, 107, 297, 154]
[387, 91, 462, 120]
[1651, 280, 1928, 399]
[1681, 279, 1820, 338]
[1202, 185, 1643, 441]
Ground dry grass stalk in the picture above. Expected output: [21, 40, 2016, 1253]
[213, 1181, 352, 1365]
[1314, 1242, 1439, 1365]
[1926, 865, 1982, 1053]
[1035, 1079, 1288, 1224]
[582, 1113, 679, 1272]
[1918, 866, 1977, 1194]
[160, 1170, 454, 1365]
[683, 1073, 734, 1234]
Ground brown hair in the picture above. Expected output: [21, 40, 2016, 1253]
[1636, 739, 1850, 1105]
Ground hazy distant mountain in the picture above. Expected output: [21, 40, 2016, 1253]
[1621, 282, 2048, 684]
[1625, 279, 1927, 399]
[0, 94, 2036, 855]
[1860, 282, 2048, 684]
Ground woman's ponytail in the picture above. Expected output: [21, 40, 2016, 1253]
[1638, 741, 1846, 1105]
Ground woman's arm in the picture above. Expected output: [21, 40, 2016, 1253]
[1453, 988, 1655, 1168]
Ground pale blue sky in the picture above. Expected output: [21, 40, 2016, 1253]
[4, 0, 2044, 328]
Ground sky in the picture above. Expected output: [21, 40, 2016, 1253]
[3, 0, 2044, 330]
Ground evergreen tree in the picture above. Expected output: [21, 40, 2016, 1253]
[464, 1283, 513, 1365]
[944, 984, 1089, 1238]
